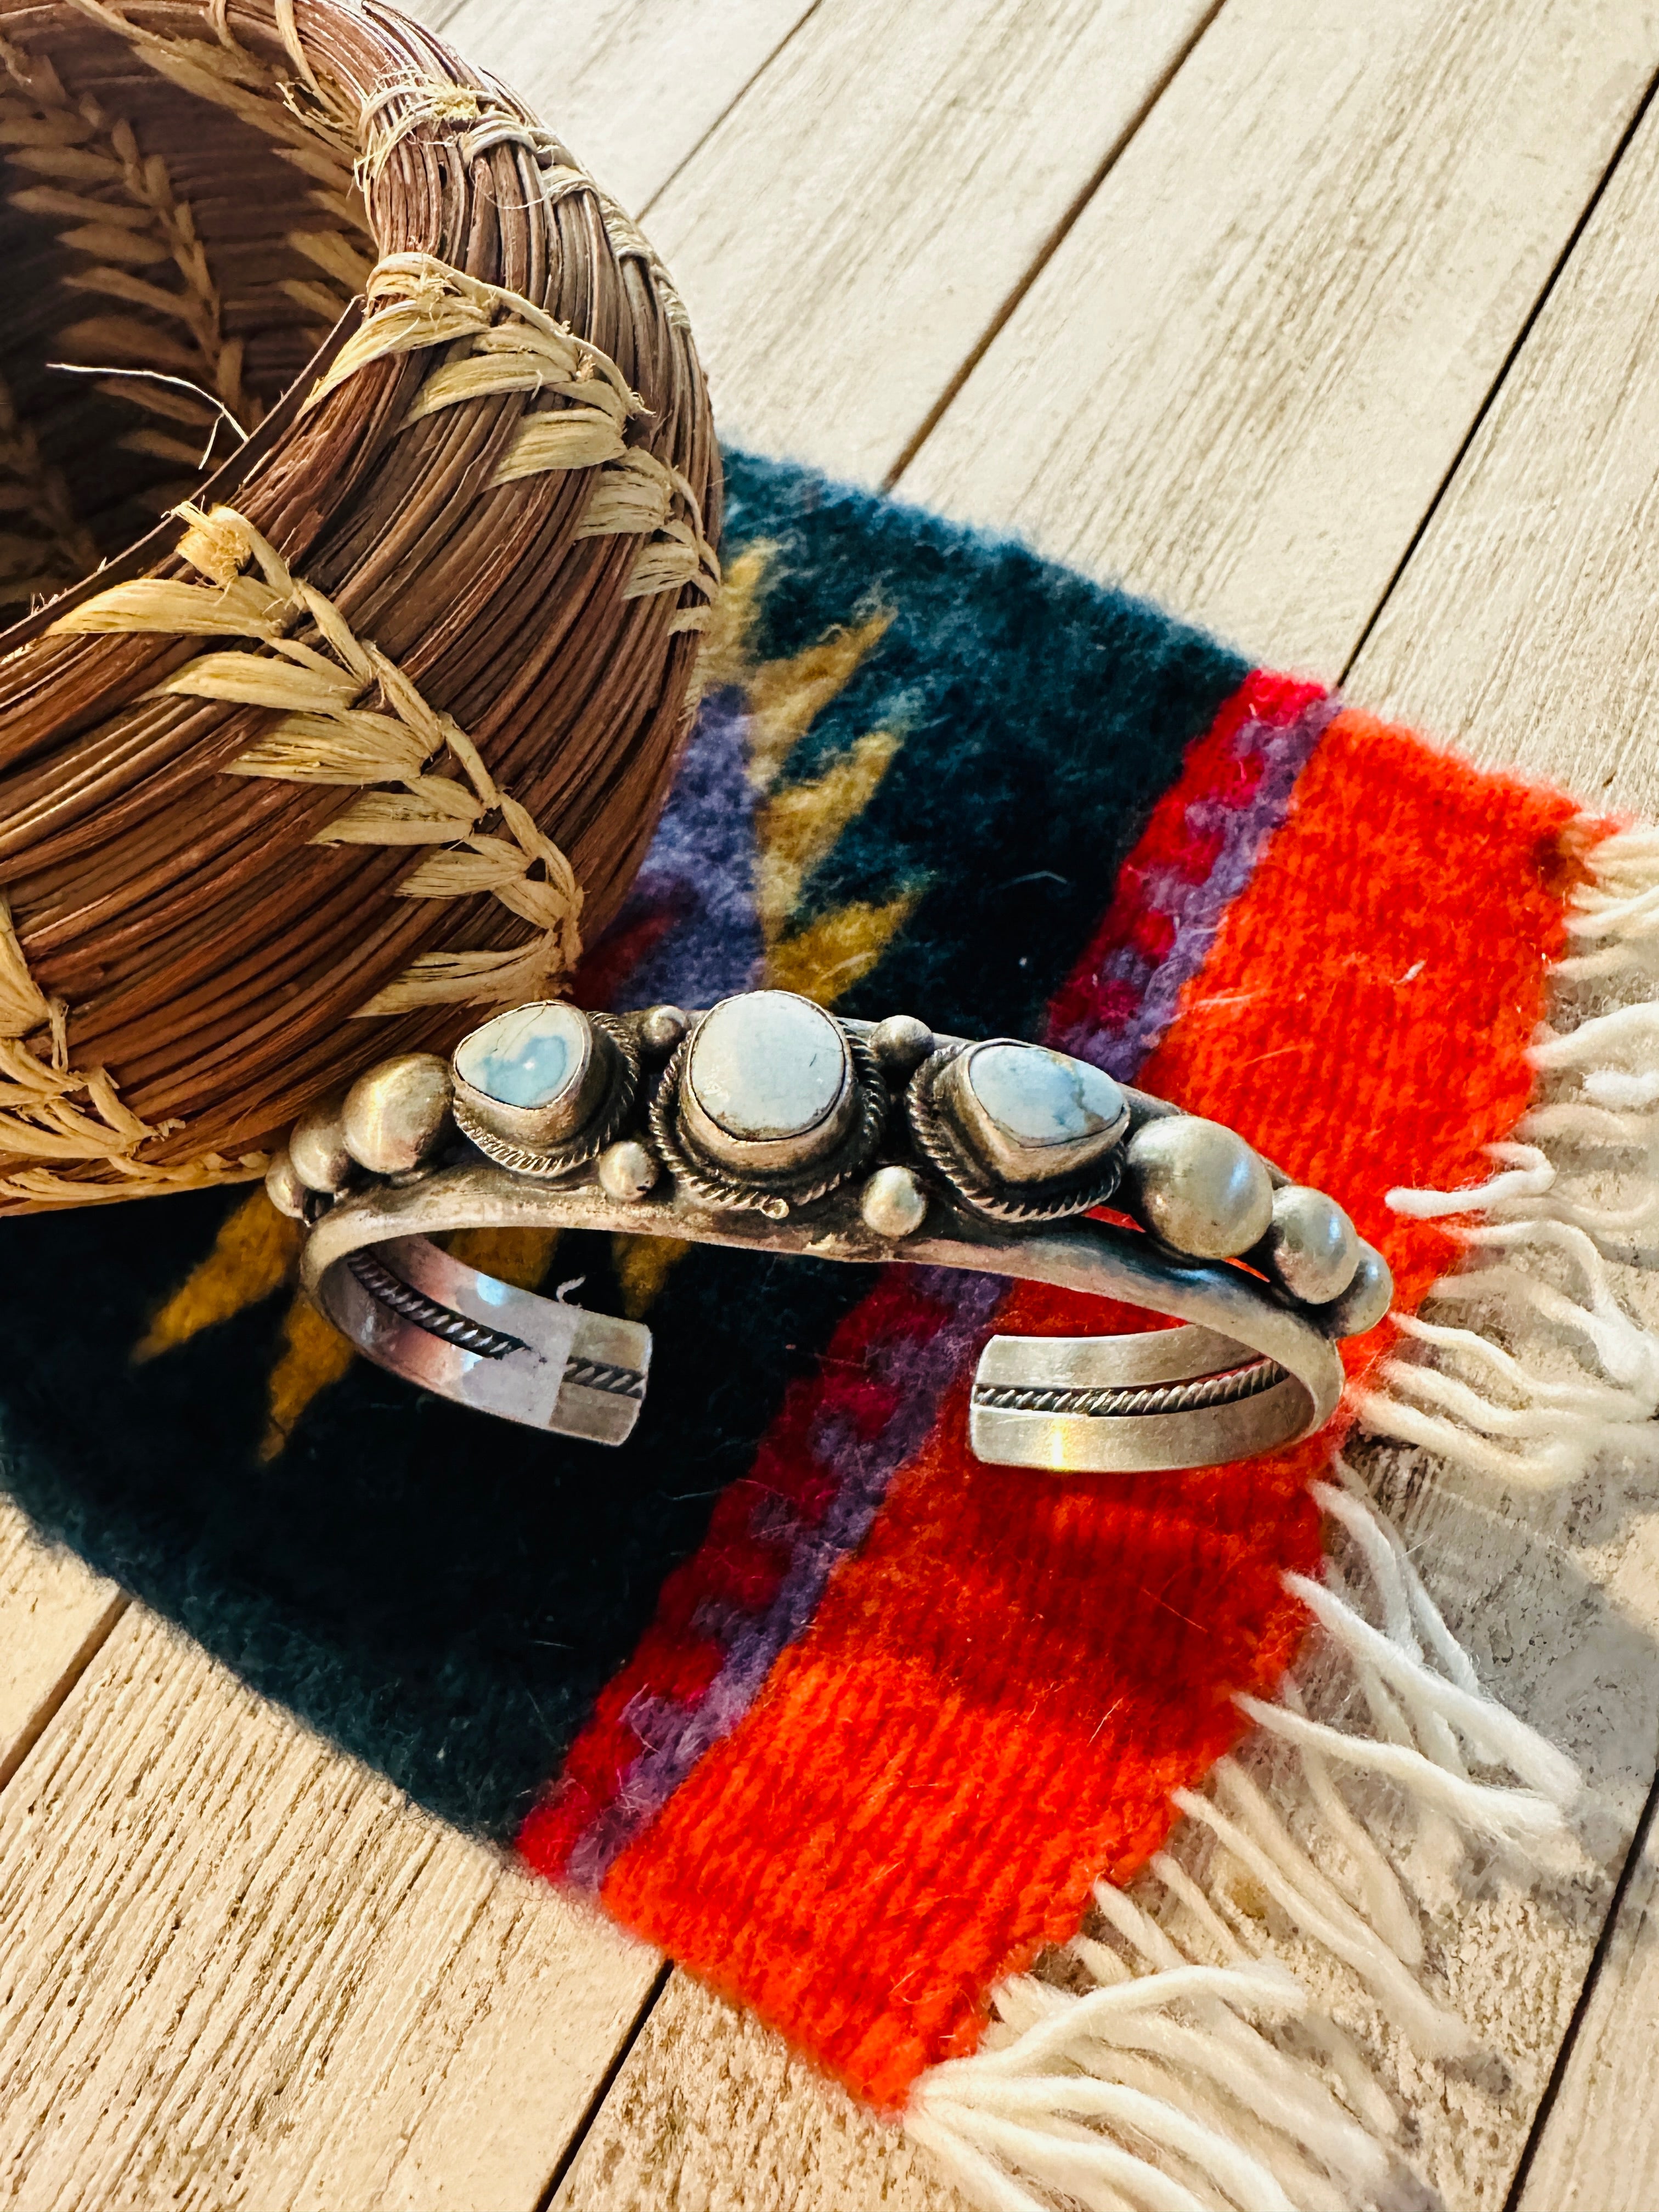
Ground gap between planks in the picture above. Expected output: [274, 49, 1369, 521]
[9, 0, 1659, 2205]
[0, 1499, 126, 1795]
[895, 0, 1659, 673]
[0, 1603, 667, 2212]
[1, 1, 1245, 2203]
[556, 1, 1659, 2203]
[1349, 69, 1659, 2212]
[417, 0, 822, 215]
[1503, 1753, 1659, 2212]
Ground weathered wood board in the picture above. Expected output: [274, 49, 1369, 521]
[0, 1608, 664, 2212]
[0, 1498, 121, 1791]
[1351, 77, 1659, 2212]
[425, 0, 818, 213]
[1515, 1798, 1659, 2210]
[903, 0, 1659, 675]
[640, 0, 1224, 486]
[555, 1973, 957, 2212]
[5, 1, 1659, 2205]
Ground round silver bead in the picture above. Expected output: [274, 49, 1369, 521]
[597, 1138, 660, 1201]
[1318, 1242, 1393, 1337]
[869, 1014, 935, 1078]
[860, 1163, 928, 1239]
[264, 1146, 308, 1220]
[1262, 1184, 1359, 1304]
[288, 1100, 353, 1193]
[638, 1004, 690, 1056]
[1124, 1115, 1274, 1259]
[342, 1053, 453, 1176]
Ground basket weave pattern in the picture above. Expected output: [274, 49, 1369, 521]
[0, 0, 718, 1210]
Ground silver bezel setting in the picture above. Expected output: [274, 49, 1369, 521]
[651, 1028, 889, 1220]
[906, 1045, 1125, 1223]
[453, 1013, 640, 1179]
[678, 993, 859, 1175]
[452, 1001, 611, 1151]
[941, 1037, 1129, 1185]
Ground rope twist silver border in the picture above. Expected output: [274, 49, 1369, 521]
[453, 1012, 639, 1179]
[970, 1358, 1286, 1420]
[905, 1042, 1124, 1223]
[647, 1031, 888, 1221]
[280, 991, 1385, 1466]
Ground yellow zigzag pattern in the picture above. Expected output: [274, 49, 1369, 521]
[612, 588, 912, 1322]
[140, 546, 917, 1441]
[136, 1193, 300, 1362]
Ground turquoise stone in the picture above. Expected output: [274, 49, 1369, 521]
[688, 992, 846, 1139]
[454, 1001, 589, 1109]
[965, 1042, 1125, 1150]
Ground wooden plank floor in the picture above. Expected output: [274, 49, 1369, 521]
[8, 2, 1659, 2205]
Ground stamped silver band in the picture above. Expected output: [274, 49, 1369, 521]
[969, 1326, 1303, 1474]
[325, 1234, 650, 1446]
[301, 1166, 1344, 1469]
[282, 992, 1384, 1470]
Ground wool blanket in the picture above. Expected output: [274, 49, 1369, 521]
[3, 449, 1644, 2210]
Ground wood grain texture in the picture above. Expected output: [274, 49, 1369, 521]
[0, 1605, 664, 2212]
[641, 0, 1221, 486]
[424, 0, 819, 213]
[0, 1496, 122, 1792]
[1517, 1804, 1659, 2210]
[1353, 70, 1659, 819]
[1348, 85, 1659, 2212]
[554, 1972, 959, 2212]
[902, 0, 1659, 674]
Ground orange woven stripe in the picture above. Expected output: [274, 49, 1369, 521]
[599, 705, 1584, 2106]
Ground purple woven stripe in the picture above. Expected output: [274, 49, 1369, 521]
[1053, 694, 1338, 1079]
[610, 688, 766, 1012]
[557, 685, 1335, 1887]
[565, 1266, 1006, 1888]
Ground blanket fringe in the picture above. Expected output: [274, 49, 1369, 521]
[906, 1476, 1578, 2211]
[907, 816, 1653, 2212]
[1356, 821, 1659, 1488]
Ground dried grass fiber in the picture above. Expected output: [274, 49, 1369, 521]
[0, 0, 718, 1211]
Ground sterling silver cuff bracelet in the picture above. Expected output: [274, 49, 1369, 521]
[276, 992, 1389, 1473]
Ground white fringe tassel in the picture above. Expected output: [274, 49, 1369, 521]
[1357, 822, 1659, 1488]
[907, 823, 1657, 2212]
[907, 1473, 1579, 2212]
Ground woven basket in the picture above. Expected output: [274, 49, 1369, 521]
[0, 0, 718, 1211]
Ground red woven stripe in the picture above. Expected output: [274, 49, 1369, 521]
[1048, 668, 1324, 1056]
[527, 670, 1321, 1882]
[589, 702, 1584, 2106]
[516, 1268, 967, 1878]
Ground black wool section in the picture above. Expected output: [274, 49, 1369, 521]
[0, 451, 1249, 1842]
[0, 1200, 871, 1839]
[721, 448, 1248, 1037]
